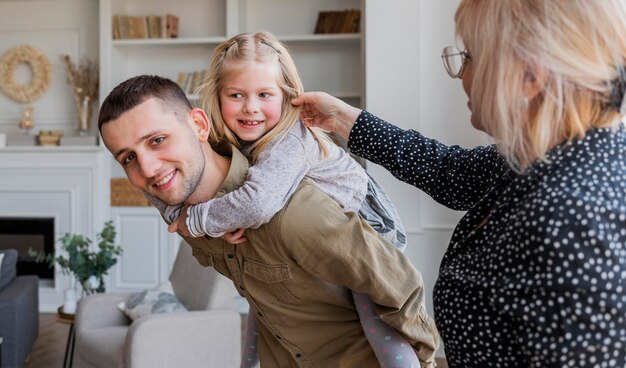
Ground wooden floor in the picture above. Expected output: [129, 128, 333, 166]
[25, 313, 448, 368]
[24, 313, 68, 368]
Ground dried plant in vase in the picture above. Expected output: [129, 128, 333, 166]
[61, 55, 99, 135]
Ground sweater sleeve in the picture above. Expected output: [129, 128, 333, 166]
[347, 110, 511, 211]
[186, 132, 314, 237]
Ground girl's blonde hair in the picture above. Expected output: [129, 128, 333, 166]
[200, 31, 331, 163]
[455, 0, 626, 170]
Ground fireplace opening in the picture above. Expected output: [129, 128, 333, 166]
[0, 217, 55, 280]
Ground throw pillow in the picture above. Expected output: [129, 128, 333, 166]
[118, 280, 187, 321]
[0, 249, 17, 292]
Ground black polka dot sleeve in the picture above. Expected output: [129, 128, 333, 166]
[347, 111, 510, 211]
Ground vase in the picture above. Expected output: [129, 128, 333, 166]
[63, 287, 77, 314]
[77, 95, 91, 136]
[81, 275, 101, 296]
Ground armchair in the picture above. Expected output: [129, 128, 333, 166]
[73, 241, 241, 368]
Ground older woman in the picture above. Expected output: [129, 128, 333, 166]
[293, 1, 626, 367]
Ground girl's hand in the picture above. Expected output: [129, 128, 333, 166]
[221, 228, 247, 244]
[167, 204, 194, 237]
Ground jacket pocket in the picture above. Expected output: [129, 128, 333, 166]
[243, 258, 300, 303]
[191, 247, 215, 267]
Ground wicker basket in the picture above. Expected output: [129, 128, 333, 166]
[110, 178, 150, 206]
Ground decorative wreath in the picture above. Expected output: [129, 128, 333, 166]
[0, 45, 52, 104]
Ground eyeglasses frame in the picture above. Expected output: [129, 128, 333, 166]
[441, 46, 470, 79]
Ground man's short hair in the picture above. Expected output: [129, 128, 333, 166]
[98, 75, 193, 131]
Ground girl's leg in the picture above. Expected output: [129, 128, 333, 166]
[241, 309, 260, 368]
[357, 173, 419, 366]
[353, 291, 421, 368]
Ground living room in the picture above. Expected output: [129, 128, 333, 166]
[0, 0, 480, 367]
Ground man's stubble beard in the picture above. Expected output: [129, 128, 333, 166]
[144, 139, 206, 207]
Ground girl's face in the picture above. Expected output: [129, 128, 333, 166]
[219, 61, 284, 142]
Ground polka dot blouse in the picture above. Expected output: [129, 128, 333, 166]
[348, 111, 626, 368]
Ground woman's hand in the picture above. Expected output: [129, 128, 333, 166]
[292, 91, 362, 141]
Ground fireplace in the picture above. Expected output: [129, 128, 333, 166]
[0, 217, 55, 280]
[0, 146, 109, 311]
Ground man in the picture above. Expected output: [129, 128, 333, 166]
[99, 75, 439, 367]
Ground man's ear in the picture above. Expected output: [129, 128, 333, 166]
[189, 108, 211, 141]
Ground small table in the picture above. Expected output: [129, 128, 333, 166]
[56, 307, 75, 368]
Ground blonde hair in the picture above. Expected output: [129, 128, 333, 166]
[455, 0, 626, 170]
[200, 31, 331, 163]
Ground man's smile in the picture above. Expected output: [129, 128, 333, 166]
[154, 170, 176, 189]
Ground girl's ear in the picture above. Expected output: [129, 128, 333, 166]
[189, 108, 211, 141]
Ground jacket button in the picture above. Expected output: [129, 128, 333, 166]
[227, 254, 234, 259]
[295, 353, 302, 358]
[257, 311, 263, 317]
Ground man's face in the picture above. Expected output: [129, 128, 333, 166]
[101, 98, 206, 206]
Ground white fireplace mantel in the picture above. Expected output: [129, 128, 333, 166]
[0, 145, 110, 311]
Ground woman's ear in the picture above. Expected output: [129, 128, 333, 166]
[189, 108, 211, 141]
[523, 65, 548, 101]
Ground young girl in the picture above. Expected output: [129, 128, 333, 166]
[154, 31, 417, 368]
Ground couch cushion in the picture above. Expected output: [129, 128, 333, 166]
[77, 326, 127, 368]
[117, 280, 187, 321]
[0, 249, 17, 292]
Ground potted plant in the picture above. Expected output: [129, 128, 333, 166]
[30, 220, 123, 295]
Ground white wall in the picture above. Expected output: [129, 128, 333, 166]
[0, 0, 99, 137]
[363, 1, 491, 353]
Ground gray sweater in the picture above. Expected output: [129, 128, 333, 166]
[182, 122, 367, 237]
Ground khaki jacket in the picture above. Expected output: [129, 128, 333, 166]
[185, 147, 439, 367]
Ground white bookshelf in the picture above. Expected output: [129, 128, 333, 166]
[99, 0, 365, 107]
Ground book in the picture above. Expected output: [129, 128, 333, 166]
[341, 9, 361, 33]
[314, 10, 361, 34]
[314, 11, 330, 34]
[165, 14, 179, 38]
[133, 16, 148, 39]
[112, 15, 121, 39]
[147, 15, 162, 38]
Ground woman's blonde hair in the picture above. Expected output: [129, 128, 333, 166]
[200, 31, 331, 163]
[455, 0, 626, 170]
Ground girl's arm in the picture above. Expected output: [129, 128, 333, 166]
[185, 132, 315, 237]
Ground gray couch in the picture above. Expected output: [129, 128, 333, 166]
[0, 249, 39, 368]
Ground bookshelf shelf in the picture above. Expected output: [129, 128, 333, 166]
[277, 33, 361, 43]
[112, 36, 227, 47]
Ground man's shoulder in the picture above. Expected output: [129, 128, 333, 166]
[279, 179, 347, 229]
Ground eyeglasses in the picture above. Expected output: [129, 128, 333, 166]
[441, 46, 470, 79]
